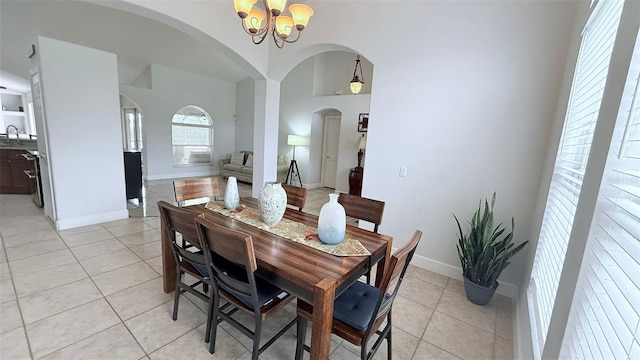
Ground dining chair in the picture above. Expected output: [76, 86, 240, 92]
[173, 176, 221, 207]
[157, 201, 214, 339]
[194, 216, 297, 359]
[338, 193, 386, 283]
[282, 183, 307, 211]
[295, 230, 423, 360]
[338, 193, 385, 233]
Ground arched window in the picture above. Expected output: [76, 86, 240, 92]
[171, 105, 213, 166]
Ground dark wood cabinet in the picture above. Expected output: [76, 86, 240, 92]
[349, 167, 363, 196]
[0, 149, 35, 194]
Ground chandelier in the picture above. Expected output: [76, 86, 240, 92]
[233, 0, 314, 48]
[350, 55, 365, 94]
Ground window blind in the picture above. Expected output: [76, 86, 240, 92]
[561, 41, 640, 359]
[528, 0, 625, 353]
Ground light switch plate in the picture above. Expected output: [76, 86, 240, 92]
[399, 166, 407, 177]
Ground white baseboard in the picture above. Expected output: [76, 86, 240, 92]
[304, 182, 323, 189]
[409, 252, 519, 299]
[55, 209, 130, 231]
[517, 293, 535, 359]
[146, 170, 219, 181]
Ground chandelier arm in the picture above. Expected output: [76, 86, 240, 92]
[240, 18, 269, 38]
[279, 31, 302, 44]
[253, 32, 269, 45]
[359, 60, 365, 84]
[272, 31, 285, 48]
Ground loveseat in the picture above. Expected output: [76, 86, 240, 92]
[220, 150, 289, 184]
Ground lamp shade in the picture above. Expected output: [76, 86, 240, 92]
[267, 0, 287, 15]
[276, 16, 294, 37]
[244, 9, 265, 31]
[234, 0, 257, 17]
[289, 4, 314, 29]
[350, 80, 363, 94]
[287, 134, 310, 146]
[356, 135, 366, 149]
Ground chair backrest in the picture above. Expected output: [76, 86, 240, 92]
[337, 193, 385, 232]
[377, 230, 422, 296]
[173, 177, 220, 206]
[356, 229, 422, 341]
[194, 216, 259, 307]
[282, 184, 307, 211]
[157, 200, 207, 270]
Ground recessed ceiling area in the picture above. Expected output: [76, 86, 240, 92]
[0, 0, 250, 91]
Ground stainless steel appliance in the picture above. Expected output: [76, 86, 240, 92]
[22, 151, 43, 208]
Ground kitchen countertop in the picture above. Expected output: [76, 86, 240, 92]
[0, 140, 38, 151]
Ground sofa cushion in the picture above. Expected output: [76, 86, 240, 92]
[241, 166, 253, 175]
[223, 164, 244, 172]
[230, 152, 245, 165]
[245, 154, 254, 167]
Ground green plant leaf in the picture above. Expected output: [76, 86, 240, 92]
[453, 192, 528, 287]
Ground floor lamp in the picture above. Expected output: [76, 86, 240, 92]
[285, 134, 309, 187]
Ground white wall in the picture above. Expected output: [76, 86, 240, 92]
[312, 51, 373, 96]
[235, 76, 254, 152]
[36, 36, 128, 229]
[279, 55, 371, 191]
[121, 64, 236, 180]
[268, 1, 578, 291]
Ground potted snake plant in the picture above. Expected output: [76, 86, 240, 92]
[453, 192, 528, 305]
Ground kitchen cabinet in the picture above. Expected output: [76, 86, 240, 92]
[1, 92, 27, 131]
[0, 149, 35, 194]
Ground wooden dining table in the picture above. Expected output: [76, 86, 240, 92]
[160, 197, 393, 360]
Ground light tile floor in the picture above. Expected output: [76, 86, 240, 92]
[0, 178, 515, 359]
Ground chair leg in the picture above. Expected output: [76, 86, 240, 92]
[204, 290, 215, 343]
[209, 295, 220, 354]
[172, 270, 182, 321]
[361, 340, 368, 360]
[252, 315, 262, 360]
[387, 312, 392, 360]
[295, 317, 308, 360]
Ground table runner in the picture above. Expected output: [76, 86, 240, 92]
[204, 201, 371, 257]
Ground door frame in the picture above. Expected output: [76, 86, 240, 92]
[321, 115, 341, 188]
[29, 67, 57, 222]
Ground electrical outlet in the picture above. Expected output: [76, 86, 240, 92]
[399, 166, 407, 177]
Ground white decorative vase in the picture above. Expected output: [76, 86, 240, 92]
[224, 176, 240, 210]
[317, 193, 346, 245]
[258, 182, 287, 225]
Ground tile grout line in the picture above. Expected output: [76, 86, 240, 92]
[1, 222, 36, 360]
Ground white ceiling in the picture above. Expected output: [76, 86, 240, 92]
[0, 0, 250, 93]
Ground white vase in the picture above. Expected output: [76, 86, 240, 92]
[258, 182, 287, 225]
[317, 193, 346, 245]
[224, 176, 239, 210]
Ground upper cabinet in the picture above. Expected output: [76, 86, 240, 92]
[0, 91, 27, 134]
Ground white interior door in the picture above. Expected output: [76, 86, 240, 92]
[30, 68, 56, 222]
[322, 116, 340, 188]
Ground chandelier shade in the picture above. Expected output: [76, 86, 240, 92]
[233, 0, 314, 48]
[267, 0, 287, 15]
[245, 9, 266, 32]
[234, 0, 257, 17]
[350, 55, 365, 94]
[276, 16, 293, 37]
